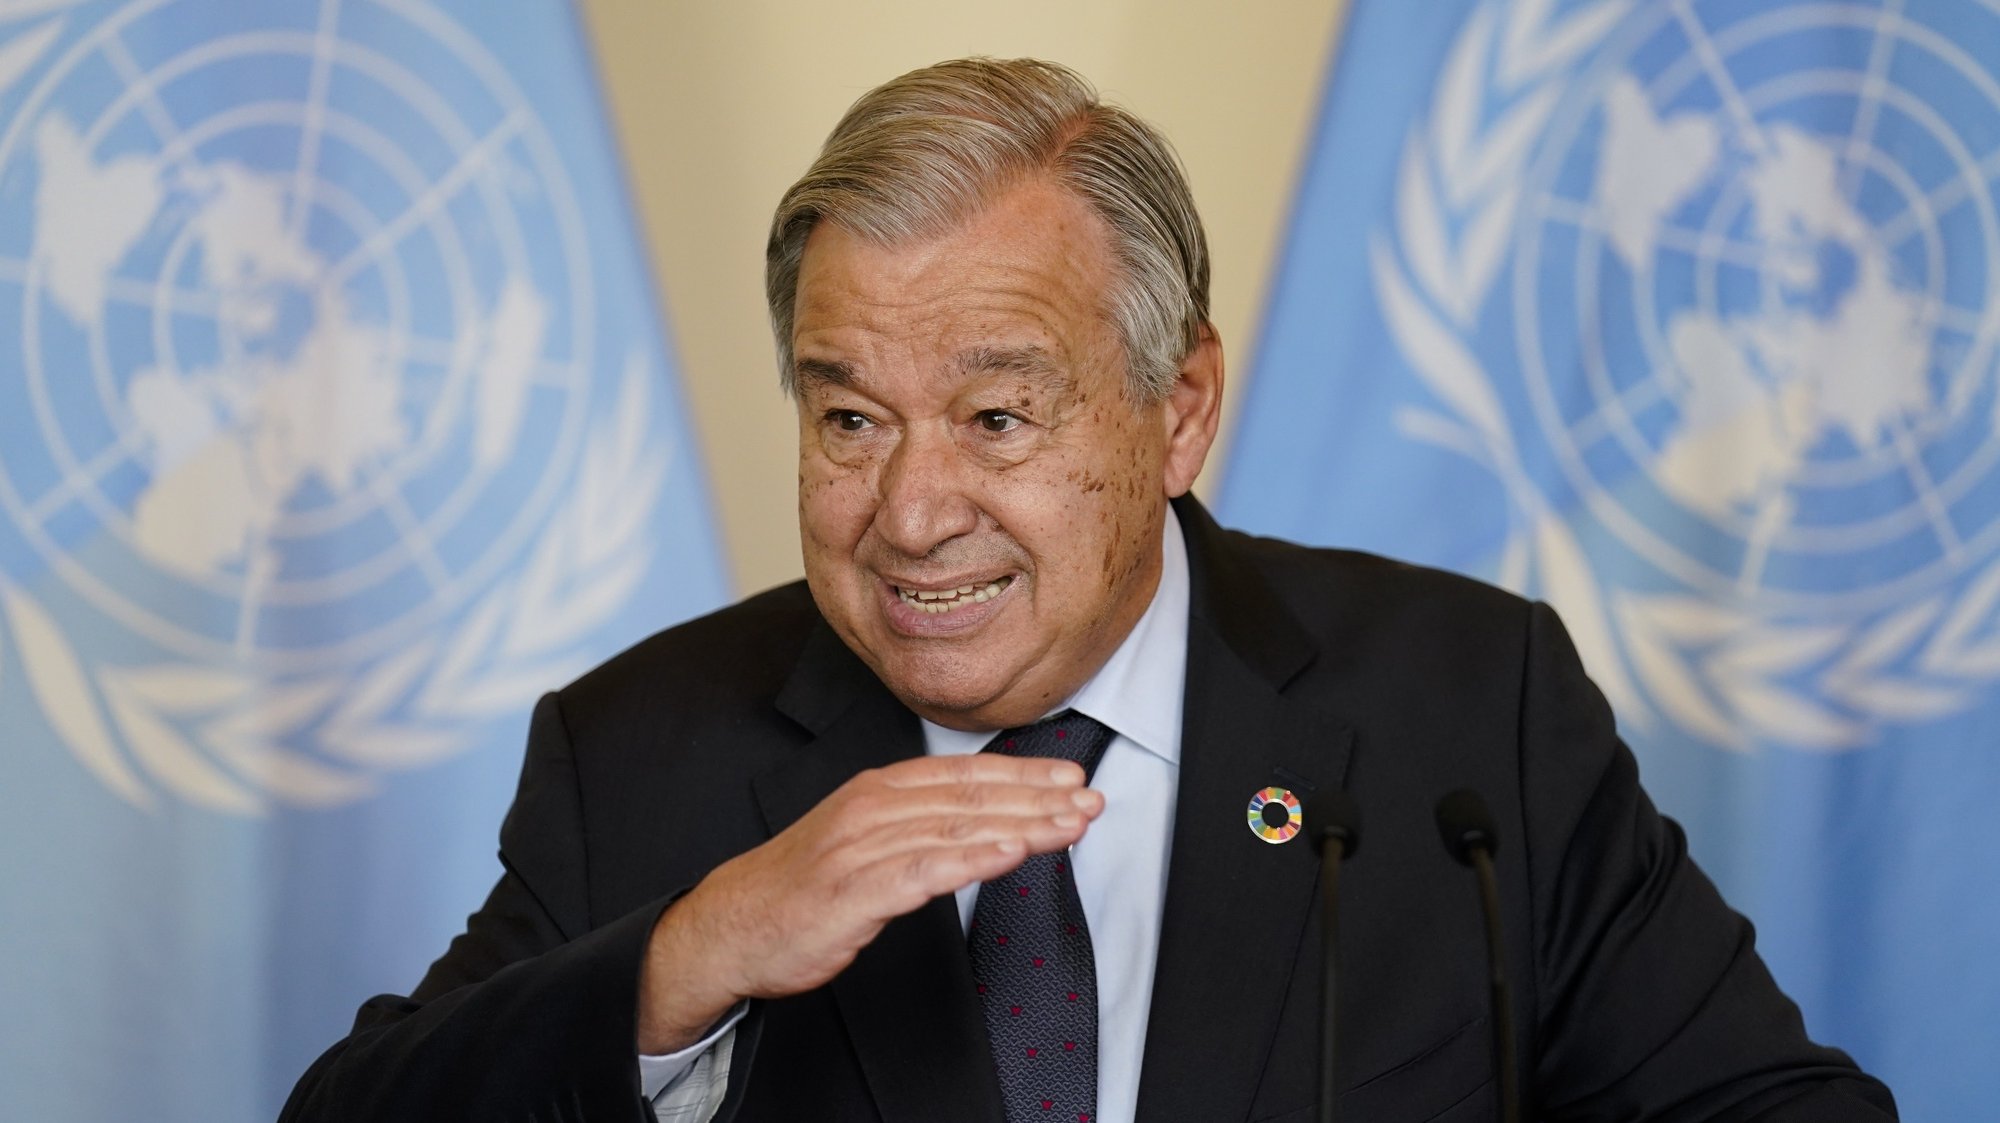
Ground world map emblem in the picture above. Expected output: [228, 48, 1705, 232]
[0, 1, 669, 811]
[1375, 0, 2000, 750]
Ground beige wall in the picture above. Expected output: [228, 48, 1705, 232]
[580, 1, 1350, 596]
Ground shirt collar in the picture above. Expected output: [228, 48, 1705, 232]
[920, 507, 1189, 765]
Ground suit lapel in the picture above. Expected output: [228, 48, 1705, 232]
[1133, 499, 1355, 1123]
[758, 622, 1006, 1123]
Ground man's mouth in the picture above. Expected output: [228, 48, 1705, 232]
[894, 576, 1014, 615]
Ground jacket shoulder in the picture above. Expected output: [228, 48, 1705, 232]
[1217, 524, 1531, 640]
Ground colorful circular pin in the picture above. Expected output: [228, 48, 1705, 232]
[1246, 786, 1302, 843]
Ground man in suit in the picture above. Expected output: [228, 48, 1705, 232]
[282, 58, 1896, 1122]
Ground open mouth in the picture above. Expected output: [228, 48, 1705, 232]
[894, 575, 1014, 615]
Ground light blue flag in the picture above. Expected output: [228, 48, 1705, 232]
[0, 3, 729, 1120]
[1225, 0, 2000, 1116]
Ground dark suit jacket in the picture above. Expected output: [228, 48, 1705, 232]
[281, 498, 1896, 1122]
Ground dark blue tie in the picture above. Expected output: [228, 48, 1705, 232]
[968, 711, 1114, 1123]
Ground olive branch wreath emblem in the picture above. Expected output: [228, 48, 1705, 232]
[1, 353, 668, 813]
[1371, 0, 2000, 751]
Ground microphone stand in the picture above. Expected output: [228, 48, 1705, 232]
[1312, 792, 1361, 1123]
[1467, 844, 1519, 1123]
[1434, 789, 1520, 1123]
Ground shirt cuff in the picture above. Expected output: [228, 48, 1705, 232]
[637, 1003, 748, 1100]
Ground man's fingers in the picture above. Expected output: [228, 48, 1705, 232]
[695, 758, 1101, 1007]
[839, 807, 1093, 870]
[847, 838, 1043, 916]
[871, 752, 1087, 790]
[828, 810, 1095, 921]
[837, 779, 1103, 834]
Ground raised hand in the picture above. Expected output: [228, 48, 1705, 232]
[636, 752, 1104, 1053]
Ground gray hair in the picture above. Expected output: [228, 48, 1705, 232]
[765, 57, 1210, 401]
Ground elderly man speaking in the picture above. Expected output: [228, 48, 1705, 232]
[282, 59, 1895, 1123]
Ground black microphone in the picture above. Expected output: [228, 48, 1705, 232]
[1434, 790, 1520, 1123]
[1310, 789, 1361, 1123]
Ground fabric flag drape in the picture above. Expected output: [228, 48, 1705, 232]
[0, 2, 729, 1120]
[1223, 0, 1999, 1117]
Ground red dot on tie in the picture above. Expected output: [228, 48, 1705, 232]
[996, 935, 1009, 945]
[1066, 991, 1078, 1002]
[1026, 1046, 1038, 1057]
[1006, 738, 1017, 749]
[1054, 861, 1065, 873]
[1017, 886, 1030, 897]
[1065, 924, 1078, 935]
[1041, 1100, 1053, 1111]
[1010, 1005, 1023, 1016]
[1064, 1040, 1076, 1052]
[976, 983, 987, 994]
[1079, 1114, 1090, 1122]
[1032, 956, 1045, 967]
[1056, 729, 1068, 739]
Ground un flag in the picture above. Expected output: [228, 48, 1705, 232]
[0, 3, 728, 1120]
[1225, 0, 2000, 1117]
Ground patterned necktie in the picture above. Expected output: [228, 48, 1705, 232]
[968, 710, 1115, 1123]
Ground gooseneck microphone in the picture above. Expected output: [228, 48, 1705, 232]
[1434, 790, 1520, 1123]
[1311, 790, 1362, 1123]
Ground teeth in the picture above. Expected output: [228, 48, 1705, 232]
[899, 577, 1010, 615]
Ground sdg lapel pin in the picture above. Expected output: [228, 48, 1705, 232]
[1247, 786, 1302, 844]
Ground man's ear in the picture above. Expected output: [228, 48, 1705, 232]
[1161, 324, 1224, 498]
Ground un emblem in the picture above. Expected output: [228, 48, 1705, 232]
[0, 2, 666, 810]
[1376, 0, 2000, 750]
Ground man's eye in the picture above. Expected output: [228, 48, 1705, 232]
[827, 410, 871, 432]
[975, 411, 1022, 433]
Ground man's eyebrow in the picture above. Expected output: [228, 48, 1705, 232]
[955, 345, 1067, 383]
[796, 348, 1073, 391]
[794, 357, 857, 388]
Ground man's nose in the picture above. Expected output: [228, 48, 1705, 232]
[874, 423, 979, 559]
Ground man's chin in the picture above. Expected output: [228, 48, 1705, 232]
[872, 656, 1046, 732]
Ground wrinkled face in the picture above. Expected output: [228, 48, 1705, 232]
[791, 179, 1218, 731]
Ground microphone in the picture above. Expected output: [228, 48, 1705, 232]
[1310, 789, 1361, 1123]
[1434, 790, 1520, 1123]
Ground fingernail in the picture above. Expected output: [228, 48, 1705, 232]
[1053, 812, 1082, 828]
[1070, 789, 1096, 809]
[1049, 763, 1075, 783]
[997, 839, 1025, 855]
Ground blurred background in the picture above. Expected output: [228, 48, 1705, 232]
[2, 1, 1994, 1119]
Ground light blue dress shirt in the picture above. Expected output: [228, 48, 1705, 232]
[643, 509, 1189, 1123]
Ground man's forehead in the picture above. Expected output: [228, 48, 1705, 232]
[789, 180, 1120, 396]
[794, 343, 1076, 394]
